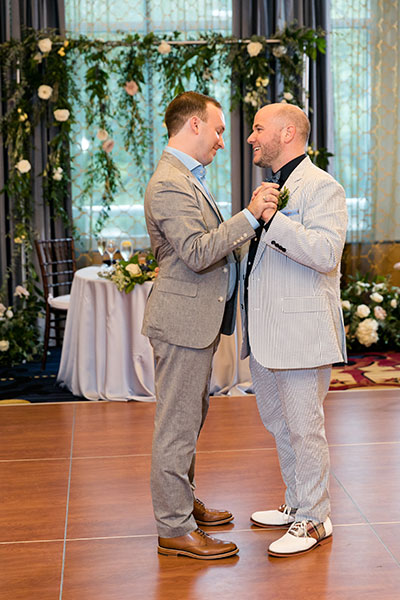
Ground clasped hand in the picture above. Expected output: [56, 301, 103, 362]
[247, 182, 280, 223]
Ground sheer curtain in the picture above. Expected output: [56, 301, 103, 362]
[331, 0, 400, 280]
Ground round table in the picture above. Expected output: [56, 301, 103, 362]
[57, 266, 251, 401]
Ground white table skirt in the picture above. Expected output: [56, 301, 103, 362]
[57, 266, 252, 401]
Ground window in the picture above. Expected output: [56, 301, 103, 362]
[65, 1, 233, 254]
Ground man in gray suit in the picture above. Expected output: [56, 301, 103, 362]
[142, 91, 277, 559]
[241, 103, 347, 557]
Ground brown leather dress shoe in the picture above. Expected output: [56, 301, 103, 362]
[158, 528, 238, 560]
[193, 498, 234, 526]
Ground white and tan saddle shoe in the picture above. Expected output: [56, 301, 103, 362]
[251, 504, 297, 528]
[268, 517, 333, 557]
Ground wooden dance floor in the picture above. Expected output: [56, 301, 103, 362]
[1, 388, 400, 599]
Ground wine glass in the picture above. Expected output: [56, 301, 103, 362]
[120, 239, 133, 261]
[106, 239, 117, 263]
[97, 236, 106, 259]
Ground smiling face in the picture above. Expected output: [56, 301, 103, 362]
[195, 103, 226, 166]
[247, 105, 285, 171]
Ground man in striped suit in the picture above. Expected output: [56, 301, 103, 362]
[240, 103, 347, 557]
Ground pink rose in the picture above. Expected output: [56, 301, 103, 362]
[124, 80, 139, 96]
[102, 139, 115, 153]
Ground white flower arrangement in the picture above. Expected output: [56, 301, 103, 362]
[341, 274, 400, 350]
[0, 285, 42, 365]
[98, 251, 158, 293]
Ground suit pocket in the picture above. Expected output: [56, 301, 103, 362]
[157, 278, 198, 297]
[282, 296, 328, 313]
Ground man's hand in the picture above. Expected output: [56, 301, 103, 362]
[247, 182, 280, 222]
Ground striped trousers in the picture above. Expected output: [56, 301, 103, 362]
[250, 353, 332, 523]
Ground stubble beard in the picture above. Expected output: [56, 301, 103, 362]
[255, 136, 282, 169]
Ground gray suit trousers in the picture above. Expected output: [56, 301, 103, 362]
[149, 336, 220, 537]
[250, 354, 332, 523]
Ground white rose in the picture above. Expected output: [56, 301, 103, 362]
[16, 159, 31, 174]
[393, 262, 400, 270]
[356, 304, 370, 318]
[355, 318, 379, 347]
[283, 91, 294, 100]
[341, 300, 351, 310]
[157, 41, 172, 54]
[272, 45, 287, 58]
[96, 129, 109, 141]
[38, 38, 52, 53]
[372, 282, 385, 291]
[38, 85, 53, 100]
[370, 292, 383, 303]
[126, 263, 142, 276]
[54, 109, 70, 122]
[390, 298, 397, 308]
[14, 285, 29, 298]
[6, 309, 13, 319]
[53, 167, 63, 181]
[247, 41, 263, 57]
[0, 340, 9, 352]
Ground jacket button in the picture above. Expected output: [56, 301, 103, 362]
[222, 267, 228, 273]
[218, 296, 224, 302]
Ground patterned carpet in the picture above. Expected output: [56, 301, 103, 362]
[331, 352, 400, 390]
[1, 350, 399, 403]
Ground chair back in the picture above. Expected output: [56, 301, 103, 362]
[35, 238, 76, 300]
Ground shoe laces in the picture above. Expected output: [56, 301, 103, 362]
[281, 504, 293, 517]
[195, 498, 205, 509]
[288, 520, 310, 538]
[195, 528, 210, 539]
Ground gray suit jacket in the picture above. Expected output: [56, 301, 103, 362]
[240, 157, 348, 369]
[142, 151, 256, 349]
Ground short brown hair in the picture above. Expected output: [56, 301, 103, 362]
[165, 91, 222, 137]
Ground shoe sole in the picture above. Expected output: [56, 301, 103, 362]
[158, 545, 239, 560]
[250, 517, 293, 529]
[268, 534, 332, 557]
[195, 516, 234, 526]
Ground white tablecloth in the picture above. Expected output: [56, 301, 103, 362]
[57, 266, 251, 401]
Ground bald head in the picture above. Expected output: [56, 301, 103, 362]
[248, 103, 310, 171]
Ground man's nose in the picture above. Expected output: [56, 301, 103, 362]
[247, 132, 255, 144]
[218, 134, 225, 149]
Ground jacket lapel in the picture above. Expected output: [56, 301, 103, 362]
[249, 157, 312, 272]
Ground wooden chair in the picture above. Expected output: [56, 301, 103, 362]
[34, 238, 76, 369]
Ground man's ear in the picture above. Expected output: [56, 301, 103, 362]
[283, 124, 296, 143]
[189, 115, 201, 134]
